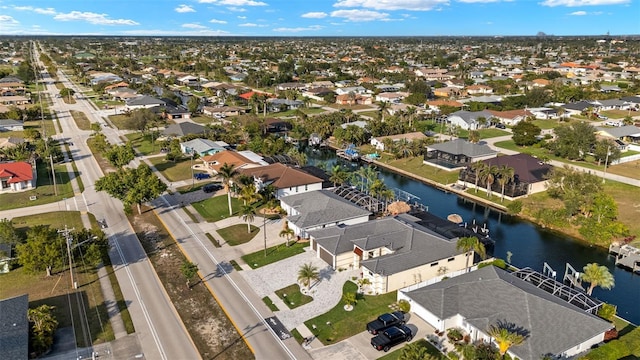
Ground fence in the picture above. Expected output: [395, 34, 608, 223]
[399, 266, 478, 293]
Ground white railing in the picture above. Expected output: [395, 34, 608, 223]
[611, 151, 640, 165]
[399, 266, 478, 293]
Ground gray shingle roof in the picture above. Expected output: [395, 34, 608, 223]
[405, 266, 612, 360]
[163, 122, 206, 137]
[281, 190, 370, 230]
[448, 110, 494, 124]
[125, 95, 165, 107]
[596, 125, 640, 138]
[427, 139, 498, 158]
[0, 294, 29, 360]
[310, 217, 460, 276]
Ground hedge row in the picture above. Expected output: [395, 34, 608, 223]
[580, 326, 640, 360]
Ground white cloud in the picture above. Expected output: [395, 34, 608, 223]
[210, 19, 228, 24]
[13, 6, 57, 15]
[570, 10, 588, 14]
[227, 7, 247, 12]
[182, 23, 208, 29]
[0, 15, 19, 24]
[457, 0, 501, 3]
[198, 0, 267, 5]
[175, 4, 196, 13]
[238, 22, 268, 27]
[273, 25, 323, 32]
[330, 9, 390, 21]
[122, 29, 231, 36]
[333, 0, 449, 11]
[540, 0, 629, 7]
[54, 11, 139, 25]
[237, 16, 247, 19]
[302, 12, 328, 18]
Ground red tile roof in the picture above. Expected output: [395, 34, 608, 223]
[239, 163, 322, 189]
[0, 162, 33, 183]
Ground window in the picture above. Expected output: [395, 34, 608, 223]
[448, 257, 455, 262]
[305, 184, 308, 191]
[430, 262, 439, 267]
[368, 251, 375, 258]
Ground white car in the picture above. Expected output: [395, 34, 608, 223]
[604, 120, 622, 127]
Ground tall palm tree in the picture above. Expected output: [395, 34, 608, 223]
[497, 165, 515, 203]
[456, 236, 486, 272]
[406, 106, 417, 129]
[239, 203, 256, 234]
[217, 163, 238, 216]
[470, 161, 487, 194]
[279, 226, 295, 247]
[330, 165, 349, 187]
[487, 325, 526, 358]
[240, 183, 259, 205]
[368, 178, 388, 212]
[580, 263, 615, 296]
[297, 263, 320, 291]
[481, 164, 499, 198]
[378, 101, 390, 122]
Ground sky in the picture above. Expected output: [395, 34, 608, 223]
[0, 0, 638, 37]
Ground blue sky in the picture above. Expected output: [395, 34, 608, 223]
[0, 0, 638, 36]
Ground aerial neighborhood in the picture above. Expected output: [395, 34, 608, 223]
[1, 35, 639, 360]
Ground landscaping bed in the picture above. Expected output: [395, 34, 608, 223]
[70, 110, 91, 131]
[275, 284, 313, 309]
[378, 339, 446, 360]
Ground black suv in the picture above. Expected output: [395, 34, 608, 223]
[371, 325, 413, 352]
[203, 183, 222, 193]
[366, 311, 405, 335]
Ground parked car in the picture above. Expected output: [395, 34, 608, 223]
[371, 325, 413, 352]
[367, 311, 405, 335]
[194, 173, 211, 180]
[495, 123, 506, 129]
[604, 120, 622, 127]
[203, 183, 222, 193]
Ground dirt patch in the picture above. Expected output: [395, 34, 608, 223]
[130, 207, 253, 360]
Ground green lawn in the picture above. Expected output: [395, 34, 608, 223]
[191, 115, 215, 125]
[148, 156, 194, 182]
[0, 119, 57, 139]
[458, 128, 510, 139]
[107, 114, 135, 130]
[192, 194, 242, 221]
[304, 281, 398, 345]
[262, 296, 279, 312]
[217, 223, 260, 246]
[357, 110, 379, 118]
[377, 339, 446, 360]
[532, 119, 564, 130]
[608, 159, 640, 180]
[0, 161, 75, 211]
[383, 156, 461, 185]
[70, 110, 92, 131]
[275, 284, 313, 309]
[125, 132, 161, 156]
[12, 211, 86, 233]
[241, 241, 309, 269]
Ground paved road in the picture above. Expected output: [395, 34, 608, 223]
[34, 42, 201, 360]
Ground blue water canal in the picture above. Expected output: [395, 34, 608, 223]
[306, 149, 640, 325]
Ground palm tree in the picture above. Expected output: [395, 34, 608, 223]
[581, 263, 615, 296]
[406, 106, 417, 129]
[330, 165, 349, 187]
[217, 163, 238, 216]
[378, 101, 390, 122]
[240, 183, 259, 205]
[239, 203, 256, 234]
[470, 161, 486, 194]
[456, 236, 486, 272]
[297, 263, 320, 291]
[480, 164, 499, 198]
[279, 226, 295, 247]
[468, 130, 480, 144]
[368, 178, 388, 212]
[487, 324, 526, 358]
[497, 165, 515, 202]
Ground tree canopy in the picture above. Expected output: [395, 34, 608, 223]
[95, 164, 167, 214]
[551, 122, 596, 161]
[511, 120, 541, 146]
[105, 142, 135, 168]
[15, 225, 65, 276]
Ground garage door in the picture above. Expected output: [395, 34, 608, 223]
[318, 246, 333, 267]
[311, 239, 317, 251]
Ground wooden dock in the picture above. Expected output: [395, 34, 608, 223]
[609, 244, 640, 273]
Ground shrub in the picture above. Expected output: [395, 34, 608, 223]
[506, 200, 523, 214]
[398, 299, 411, 313]
[597, 303, 617, 322]
[447, 328, 464, 342]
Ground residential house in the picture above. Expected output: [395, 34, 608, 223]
[528, 78, 550, 89]
[487, 109, 532, 126]
[458, 153, 553, 198]
[400, 266, 612, 360]
[465, 84, 493, 95]
[375, 92, 406, 103]
[447, 110, 494, 130]
[591, 99, 631, 111]
[125, 95, 166, 110]
[302, 87, 335, 101]
[371, 132, 428, 152]
[180, 138, 227, 157]
[177, 75, 199, 87]
[263, 118, 293, 134]
[200, 150, 261, 175]
[266, 98, 304, 112]
[239, 163, 323, 199]
[0, 161, 35, 192]
[433, 87, 463, 98]
[528, 107, 562, 120]
[162, 122, 206, 138]
[0, 294, 29, 360]
[277, 82, 306, 91]
[334, 86, 370, 96]
[280, 189, 371, 239]
[562, 101, 598, 116]
[426, 100, 465, 113]
[202, 106, 246, 117]
[156, 104, 191, 120]
[309, 215, 469, 294]
[0, 96, 29, 106]
[89, 72, 122, 86]
[0, 119, 24, 132]
[595, 125, 640, 148]
[0, 137, 24, 150]
[335, 93, 373, 105]
[414, 68, 452, 81]
[424, 139, 498, 170]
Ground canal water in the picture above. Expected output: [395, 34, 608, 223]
[306, 148, 640, 325]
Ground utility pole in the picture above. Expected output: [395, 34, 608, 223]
[59, 225, 77, 289]
[50, 154, 57, 196]
[263, 215, 267, 257]
[602, 145, 611, 184]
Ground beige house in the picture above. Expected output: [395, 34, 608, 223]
[309, 215, 470, 294]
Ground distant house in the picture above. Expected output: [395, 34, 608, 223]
[202, 106, 246, 117]
[562, 101, 597, 116]
[263, 118, 293, 134]
[302, 87, 334, 101]
[277, 82, 306, 91]
[335, 86, 370, 96]
[180, 138, 227, 157]
[309, 215, 469, 294]
[0, 119, 24, 132]
[0, 161, 35, 193]
[156, 104, 191, 120]
[162, 122, 206, 138]
[424, 139, 497, 170]
[0, 96, 30, 106]
[280, 189, 371, 238]
[125, 95, 166, 110]
[487, 109, 532, 126]
[0, 294, 29, 360]
[400, 266, 612, 360]
[0, 137, 24, 150]
[335, 93, 373, 105]
[375, 92, 406, 103]
[447, 110, 494, 130]
[266, 98, 304, 112]
[371, 132, 428, 152]
[200, 150, 263, 175]
[595, 125, 640, 147]
[458, 153, 553, 198]
[465, 84, 493, 95]
[528, 107, 561, 120]
[239, 163, 323, 199]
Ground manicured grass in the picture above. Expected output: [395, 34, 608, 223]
[241, 241, 309, 269]
[217, 224, 260, 246]
[0, 119, 57, 139]
[377, 339, 446, 360]
[148, 157, 194, 182]
[124, 132, 162, 156]
[357, 110, 379, 118]
[607, 159, 640, 180]
[464, 187, 511, 207]
[262, 296, 279, 312]
[304, 281, 398, 345]
[532, 119, 564, 129]
[12, 211, 86, 233]
[328, 104, 375, 110]
[275, 283, 313, 309]
[0, 161, 75, 211]
[205, 233, 221, 248]
[382, 156, 461, 185]
[182, 207, 199, 223]
[107, 114, 135, 130]
[494, 140, 607, 171]
[601, 109, 633, 119]
[229, 260, 242, 272]
[192, 194, 242, 222]
[290, 328, 304, 345]
[70, 110, 92, 130]
[191, 115, 215, 124]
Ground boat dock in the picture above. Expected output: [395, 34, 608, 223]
[609, 244, 640, 273]
[336, 144, 360, 161]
